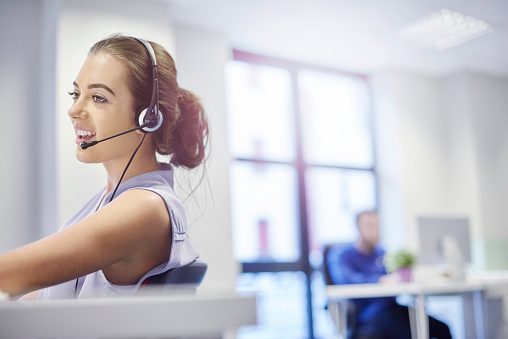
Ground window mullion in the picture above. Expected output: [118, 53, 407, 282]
[290, 66, 315, 339]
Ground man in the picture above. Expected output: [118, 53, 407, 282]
[327, 210, 452, 339]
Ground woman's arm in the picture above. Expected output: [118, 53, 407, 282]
[17, 290, 40, 300]
[0, 189, 170, 297]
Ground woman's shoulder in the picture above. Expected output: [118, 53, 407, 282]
[111, 165, 178, 205]
[119, 168, 187, 233]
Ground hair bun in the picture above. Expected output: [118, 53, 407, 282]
[170, 88, 209, 169]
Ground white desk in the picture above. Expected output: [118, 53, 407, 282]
[0, 293, 257, 338]
[326, 276, 508, 339]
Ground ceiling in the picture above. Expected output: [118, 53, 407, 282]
[165, 0, 508, 77]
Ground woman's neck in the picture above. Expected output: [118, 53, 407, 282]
[103, 149, 160, 195]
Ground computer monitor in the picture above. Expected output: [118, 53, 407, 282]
[417, 217, 471, 265]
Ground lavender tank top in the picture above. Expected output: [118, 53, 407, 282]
[37, 164, 198, 299]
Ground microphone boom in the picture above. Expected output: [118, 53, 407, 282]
[79, 123, 149, 150]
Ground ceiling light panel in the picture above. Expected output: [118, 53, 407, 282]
[398, 8, 494, 51]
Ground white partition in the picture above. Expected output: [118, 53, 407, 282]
[0, 294, 257, 338]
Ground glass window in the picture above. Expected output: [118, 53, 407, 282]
[237, 272, 309, 339]
[299, 70, 373, 168]
[230, 161, 300, 263]
[226, 61, 295, 162]
[226, 53, 376, 339]
[306, 167, 377, 254]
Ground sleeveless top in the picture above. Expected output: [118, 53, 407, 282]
[37, 164, 199, 299]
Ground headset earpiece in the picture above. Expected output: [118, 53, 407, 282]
[137, 107, 163, 133]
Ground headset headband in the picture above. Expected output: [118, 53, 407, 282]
[132, 37, 162, 133]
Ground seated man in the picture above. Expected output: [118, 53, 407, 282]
[327, 210, 452, 339]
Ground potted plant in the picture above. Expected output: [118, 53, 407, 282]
[384, 249, 417, 282]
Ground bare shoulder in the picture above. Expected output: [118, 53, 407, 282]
[75, 188, 171, 262]
[107, 188, 169, 224]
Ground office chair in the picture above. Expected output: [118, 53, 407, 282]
[139, 260, 207, 295]
[323, 243, 357, 339]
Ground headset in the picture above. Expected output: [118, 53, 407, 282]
[79, 37, 163, 150]
[132, 37, 163, 133]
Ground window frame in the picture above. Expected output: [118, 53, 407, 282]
[230, 49, 378, 338]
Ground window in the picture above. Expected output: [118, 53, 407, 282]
[226, 51, 377, 338]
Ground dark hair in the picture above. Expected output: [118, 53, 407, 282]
[88, 34, 209, 169]
[355, 210, 377, 227]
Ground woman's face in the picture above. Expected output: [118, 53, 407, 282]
[68, 53, 142, 165]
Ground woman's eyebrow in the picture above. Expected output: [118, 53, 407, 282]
[88, 83, 116, 96]
[73, 81, 116, 96]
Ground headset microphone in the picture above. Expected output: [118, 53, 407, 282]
[79, 122, 151, 150]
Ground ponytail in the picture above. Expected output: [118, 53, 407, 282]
[167, 88, 209, 169]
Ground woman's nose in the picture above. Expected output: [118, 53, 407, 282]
[67, 99, 87, 120]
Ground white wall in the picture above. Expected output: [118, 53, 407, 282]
[0, 0, 43, 251]
[174, 27, 239, 293]
[372, 72, 454, 250]
[372, 70, 508, 270]
[453, 73, 508, 269]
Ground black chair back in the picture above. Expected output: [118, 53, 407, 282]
[147, 260, 207, 286]
[323, 243, 351, 285]
[141, 260, 207, 295]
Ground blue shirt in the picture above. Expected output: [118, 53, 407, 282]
[327, 243, 396, 322]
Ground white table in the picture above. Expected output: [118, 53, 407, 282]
[0, 293, 257, 338]
[326, 276, 508, 339]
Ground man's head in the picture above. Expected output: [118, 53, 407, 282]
[356, 210, 379, 251]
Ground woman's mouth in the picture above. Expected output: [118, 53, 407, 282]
[75, 129, 96, 144]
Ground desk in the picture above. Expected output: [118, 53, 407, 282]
[0, 293, 257, 338]
[326, 277, 508, 339]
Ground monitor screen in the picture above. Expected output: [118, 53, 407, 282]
[417, 217, 471, 265]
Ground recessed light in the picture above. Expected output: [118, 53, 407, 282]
[398, 8, 494, 51]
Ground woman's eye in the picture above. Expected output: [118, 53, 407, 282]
[92, 95, 107, 103]
[68, 91, 79, 101]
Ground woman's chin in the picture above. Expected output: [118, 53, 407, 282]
[77, 157, 95, 164]
[76, 152, 99, 164]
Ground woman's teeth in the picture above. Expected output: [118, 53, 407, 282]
[77, 130, 96, 138]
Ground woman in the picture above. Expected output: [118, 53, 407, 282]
[0, 34, 209, 299]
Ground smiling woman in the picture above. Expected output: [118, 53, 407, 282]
[0, 34, 209, 299]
